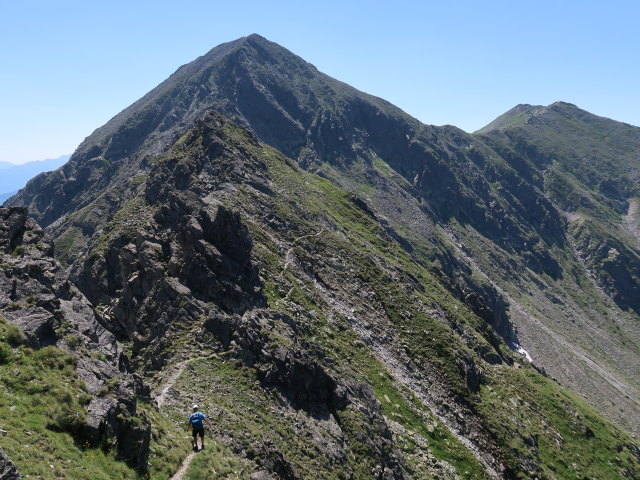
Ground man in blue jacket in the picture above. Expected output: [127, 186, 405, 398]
[187, 404, 212, 451]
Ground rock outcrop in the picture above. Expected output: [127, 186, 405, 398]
[0, 447, 20, 480]
[0, 206, 150, 471]
[3, 35, 640, 479]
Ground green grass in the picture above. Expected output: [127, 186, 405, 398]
[62, 113, 640, 479]
[55, 225, 84, 264]
[246, 134, 640, 478]
[230, 147, 493, 478]
[140, 402, 192, 480]
[258, 144, 494, 397]
[0, 318, 139, 479]
[478, 365, 639, 479]
[184, 443, 253, 480]
[166, 355, 362, 480]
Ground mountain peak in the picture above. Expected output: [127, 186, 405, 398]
[479, 100, 640, 138]
[66, 33, 411, 169]
[476, 101, 608, 134]
[549, 100, 577, 109]
[6, 35, 640, 478]
[196, 33, 300, 69]
[474, 104, 542, 133]
[245, 32, 269, 42]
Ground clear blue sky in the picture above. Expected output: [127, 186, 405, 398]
[1, 0, 638, 164]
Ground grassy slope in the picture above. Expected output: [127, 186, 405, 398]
[479, 367, 639, 480]
[46, 116, 640, 479]
[132, 121, 489, 479]
[220, 128, 640, 478]
[113, 118, 639, 479]
[469, 102, 640, 434]
[0, 317, 139, 479]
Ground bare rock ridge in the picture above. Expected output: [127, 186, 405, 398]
[2, 35, 640, 479]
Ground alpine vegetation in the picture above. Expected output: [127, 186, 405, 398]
[1, 35, 639, 479]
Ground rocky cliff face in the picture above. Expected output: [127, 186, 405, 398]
[4, 35, 640, 479]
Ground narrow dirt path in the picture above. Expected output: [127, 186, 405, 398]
[155, 353, 220, 408]
[280, 229, 324, 276]
[154, 353, 220, 479]
[155, 360, 197, 480]
[155, 359, 191, 408]
[169, 452, 197, 480]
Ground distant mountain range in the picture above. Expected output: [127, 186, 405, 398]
[0, 154, 70, 204]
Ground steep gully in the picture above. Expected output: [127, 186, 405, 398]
[444, 224, 640, 403]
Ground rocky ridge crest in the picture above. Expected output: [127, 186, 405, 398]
[3, 36, 640, 479]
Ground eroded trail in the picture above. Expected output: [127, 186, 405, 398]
[155, 359, 191, 408]
[169, 452, 197, 480]
[280, 228, 324, 276]
[155, 353, 220, 408]
[154, 353, 220, 479]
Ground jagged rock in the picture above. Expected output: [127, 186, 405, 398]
[117, 417, 151, 471]
[85, 388, 150, 470]
[203, 313, 240, 348]
[249, 471, 275, 480]
[181, 211, 264, 313]
[250, 439, 301, 480]
[3, 35, 640, 479]
[0, 207, 29, 253]
[201, 307, 405, 478]
[261, 344, 343, 408]
[0, 207, 152, 472]
[457, 352, 486, 394]
[0, 447, 20, 480]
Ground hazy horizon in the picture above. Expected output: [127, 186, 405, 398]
[1, 154, 71, 166]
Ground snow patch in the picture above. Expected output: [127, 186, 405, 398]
[511, 342, 533, 362]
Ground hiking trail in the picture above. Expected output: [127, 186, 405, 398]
[156, 359, 191, 408]
[169, 452, 197, 480]
[155, 353, 220, 408]
[280, 229, 324, 276]
[154, 353, 220, 480]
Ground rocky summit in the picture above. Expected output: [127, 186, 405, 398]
[2, 34, 640, 479]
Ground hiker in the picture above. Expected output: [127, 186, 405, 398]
[187, 404, 212, 451]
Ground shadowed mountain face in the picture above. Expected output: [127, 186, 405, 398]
[5, 35, 640, 479]
[478, 102, 640, 310]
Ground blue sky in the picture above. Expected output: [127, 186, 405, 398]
[1, 0, 638, 164]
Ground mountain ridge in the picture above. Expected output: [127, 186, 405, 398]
[476, 101, 640, 135]
[3, 35, 640, 479]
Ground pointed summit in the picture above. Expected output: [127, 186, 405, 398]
[11, 35, 416, 226]
[474, 104, 542, 134]
[73, 33, 411, 164]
